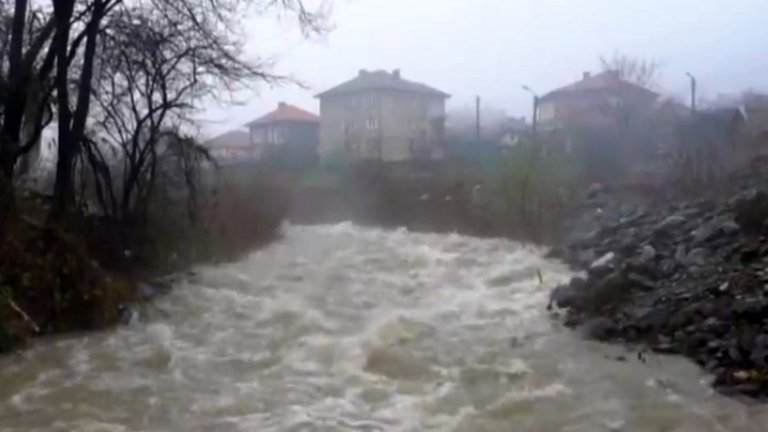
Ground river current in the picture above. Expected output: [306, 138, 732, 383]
[1, 223, 767, 431]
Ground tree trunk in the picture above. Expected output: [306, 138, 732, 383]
[49, 0, 75, 221]
[50, 0, 105, 222]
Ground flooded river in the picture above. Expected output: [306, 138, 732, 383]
[1, 223, 767, 431]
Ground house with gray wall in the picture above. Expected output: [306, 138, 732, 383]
[316, 69, 449, 161]
[245, 102, 320, 170]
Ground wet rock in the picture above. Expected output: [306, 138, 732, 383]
[590, 252, 615, 269]
[654, 215, 686, 235]
[692, 217, 739, 245]
[581, 271, 632, 311]
[137, 282, 160, 300]
[580, 317, 617, 341]
[553, 184, 768, 400]
[731, 189, 768, 234]
[636, 306, 672, 331]
[684, 248, 710, 268]
[548, 283, 575, 310]
[119, 303, 141, 326]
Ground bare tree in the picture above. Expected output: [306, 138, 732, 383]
[0, 0, 328, 228]
[81, 0, 325, 223]
[599, 51, 661, 90]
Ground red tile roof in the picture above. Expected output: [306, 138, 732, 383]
[205, 129, 250, 149]
[541, 70, 658, 102]
[246, 102, 319, 126]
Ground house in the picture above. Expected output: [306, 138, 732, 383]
[205, 129, 252, 163]
[316, 69, 450, 161]
[246, 102, 320, 169]
[537, 70, 659, 130]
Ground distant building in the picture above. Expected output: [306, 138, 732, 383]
[207, 102, 320, 169]
[317, 69, 450, 161]
[246, 102, 320, 166]
[206, 129, 251, 163]
[537, 70, 659, 130]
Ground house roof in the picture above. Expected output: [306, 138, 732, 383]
[317, 69, 450, 98]
[246, 102, 319, 126]
[540, 70, 659, 102]
[205, 129, 250, 150]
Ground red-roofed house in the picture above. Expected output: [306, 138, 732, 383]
[246, 102, 320, 163]
[537, 70, 659, 130]
[205, 129, 252, 162]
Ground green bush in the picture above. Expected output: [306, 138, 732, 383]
[498, 141, 577, 242]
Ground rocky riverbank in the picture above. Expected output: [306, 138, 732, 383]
[550, 186, 768, 400]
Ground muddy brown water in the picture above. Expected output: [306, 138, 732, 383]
[1, 223, 767, 431]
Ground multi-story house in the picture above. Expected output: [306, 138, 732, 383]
[317, 69, 449, 161]
[246, 102, 320, 164]
[537, 70, 659, 131]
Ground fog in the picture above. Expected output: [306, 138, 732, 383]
[201, 0, 768, 138]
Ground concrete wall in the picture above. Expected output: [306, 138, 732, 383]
[319, 90, 446, 161]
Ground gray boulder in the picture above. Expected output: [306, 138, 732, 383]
[730, 189, 768, 234]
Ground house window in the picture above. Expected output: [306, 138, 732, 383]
[366, 96, 378, 109]
[251, 127, 266, 144]
[366, 117, 379, 129]
[268, 126, 284, 144]
[538, 103, 556, 122]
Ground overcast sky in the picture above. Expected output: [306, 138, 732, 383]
[200, 0, 768, 138]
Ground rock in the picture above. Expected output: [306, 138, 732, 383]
[625, 272, 657, 291]
[732, 296, 768, 320]
[626, 245, 659, 276]
[684, 248, 710, 268]
[635, 306, 672, 331]
[731, 189, 768, 234]
[674, 245, 687, 262]
[692, 217, 740, 245]
[548, 283, 576, 310]
[637, 245, 657, 263]
[590, 252, 615, 269]
[580, 317, 617, 341]
[555, 184, 768, 400]
[582, 271, 633, 311]
[574, 249, 597, 268]
[654, 215, 686, 235]
[119, 303, 141, 326]
[137, 282, 159, 300]
[719, 382, 764, 399]
[660, 259, 678, 276]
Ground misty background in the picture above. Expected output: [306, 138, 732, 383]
[200, 0, 768, 138]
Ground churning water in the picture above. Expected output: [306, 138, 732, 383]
[1, 223, 768, 431]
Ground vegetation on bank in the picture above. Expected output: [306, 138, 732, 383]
[0, 167, 288, 352]
[0, 0, 326, 352]
[288, 141, 580, 244]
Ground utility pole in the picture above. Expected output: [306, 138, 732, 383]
[522, 85, 539, 136]
[475, 95, 481, 142]
[686, 72, 697, 113]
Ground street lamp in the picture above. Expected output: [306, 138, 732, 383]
[522, 85, 539, 134]
[685, 72, 697, 113]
